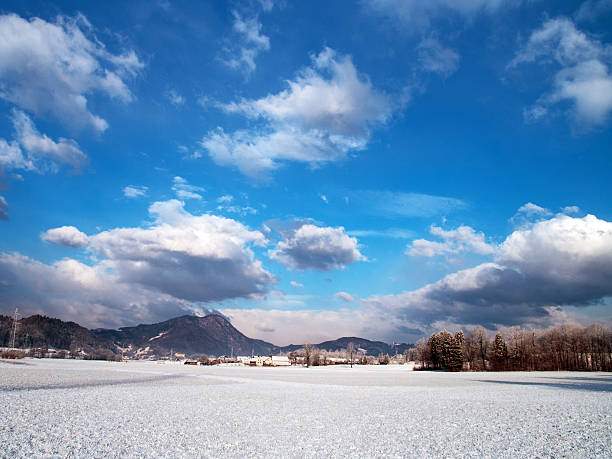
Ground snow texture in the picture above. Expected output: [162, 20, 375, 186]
[1, 359, 611, 458]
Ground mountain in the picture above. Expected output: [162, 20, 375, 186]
[92, 314, 275, 358]
[0, 314, 116, 357]
[277, 336, 413, 356]
[1, 312, 412, 360]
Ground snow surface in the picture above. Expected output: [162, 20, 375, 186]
[1, 359, 611, 458]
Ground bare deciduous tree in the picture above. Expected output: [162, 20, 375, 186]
[304, 343, 313, 368]
[347, 342, 355, 368]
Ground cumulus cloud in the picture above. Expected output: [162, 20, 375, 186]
[365, 0, 520, 31]
[172, 176, 205, 200]
[407, 224, 495, 257]
[1, 200, 276, 327]
[269, 223, 365, 271]
[0, 13, 142, 133]
[123, 185, 148, 198]
[41, 226, 89, 248]
[84, 199, 274, 302]
[365, 213, 612, 333]
[12, 110, 87, 171]
[510, 18, 612, 128]
[417, 38, 460, 77]
[222, 11, 270, 76]
[0, 196, 7, 221]
[203, 47, 391, 177]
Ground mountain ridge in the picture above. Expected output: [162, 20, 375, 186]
[1, 313, 413, 358]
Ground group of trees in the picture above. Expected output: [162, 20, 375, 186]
[414, 324, 611, 372]
[290, 343, 393, 367]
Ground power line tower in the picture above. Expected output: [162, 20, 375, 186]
[10, 308, 20, 349]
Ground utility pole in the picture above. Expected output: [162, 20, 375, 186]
[10, 308, 19, 349]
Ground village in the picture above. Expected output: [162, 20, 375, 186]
[183, 353, 411, 367]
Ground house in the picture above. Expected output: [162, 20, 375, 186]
[246, 356, 265, 366]
[264, 355, 291, 367]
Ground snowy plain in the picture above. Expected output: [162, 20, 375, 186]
[1, 359, 610, 458]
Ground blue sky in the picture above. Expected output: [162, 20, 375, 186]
[0, 0, 611, 345]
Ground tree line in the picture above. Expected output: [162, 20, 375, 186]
[412, 323, 611, 371]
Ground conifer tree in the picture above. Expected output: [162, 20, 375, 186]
[492, 333, 508, 371]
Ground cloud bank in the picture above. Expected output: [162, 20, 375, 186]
[0, 200, 275, 327]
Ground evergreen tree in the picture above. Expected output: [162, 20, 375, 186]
[428, 333, 442, 369]
[445, 333, 464, 371]
[492, 333, 508, 371]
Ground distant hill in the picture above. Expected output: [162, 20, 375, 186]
[1, 312, 412, 359]
[0, 314, 116, 357]
[277, 336, 413, 356]
[93, 314, 275, 358]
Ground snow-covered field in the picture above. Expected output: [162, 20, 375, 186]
[1, 359, 610, 458]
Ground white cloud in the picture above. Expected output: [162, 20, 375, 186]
[417, 38, 460, 77]
[257, 0, 275, 12]
[334, 291, 355, 302]
[172, 176, 205, 200]
[562, 205, 581, 214]
[348, 228, 415, 239]
[1, 200, 277, 327]
[510, 202, 553, 227]
[510, 18, 612, 128]
[319, 194, 328, 204]
[12, 110, 87, 171]
[407, 224, 495, 257]
[165, 89, 185, 106]
[0, 196, 7, 221]
[0, 137, 33, 172]
[222, 11, 270, 76]
[365, 0, 519, 31]
[217, 194, 234, 203]
[41, 226, 88, 248]
[123, 185, 148, 198]
[350, 190, 466, 218]
[0, 13, 143, 133]
[575, 0, 612, 22]
[290, 281, 303, 288]
[217, 205, 258, 216]
[269, 223, 366, 271]
[203, 48, 391, 177]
